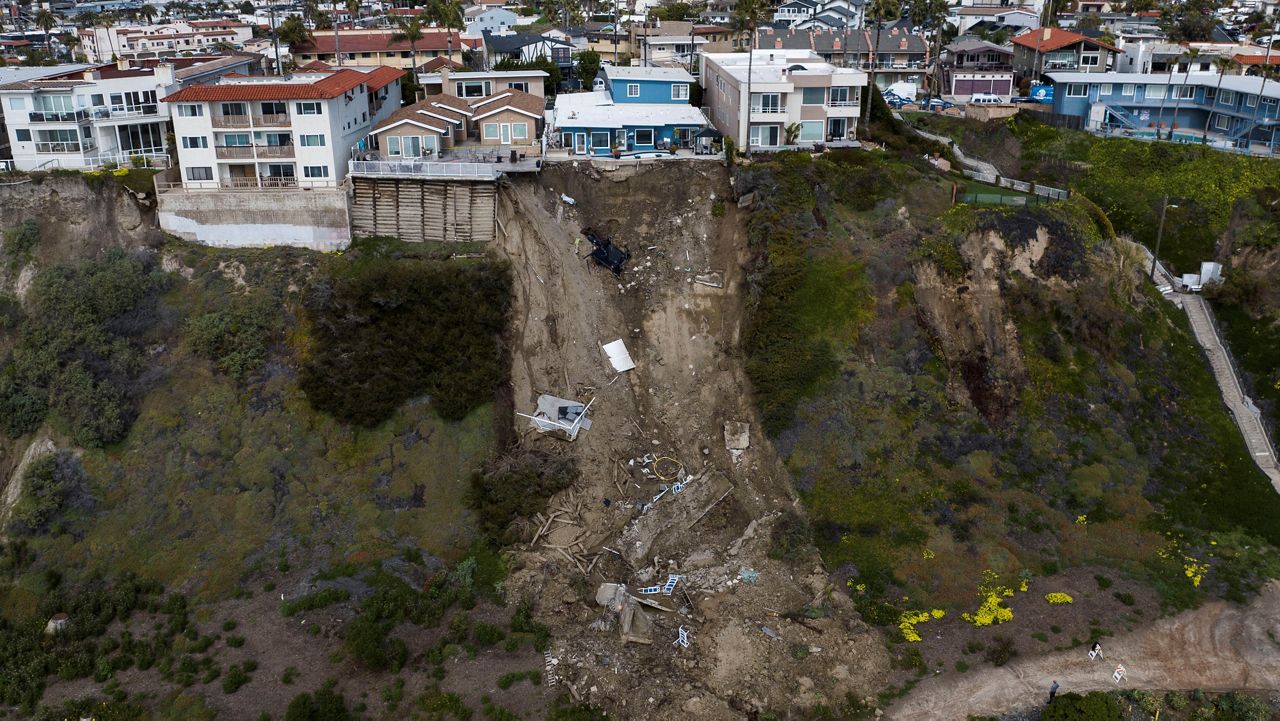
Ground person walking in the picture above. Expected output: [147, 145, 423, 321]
[1048, 680, 1060, 703]
[1090, 641, 1104, 660]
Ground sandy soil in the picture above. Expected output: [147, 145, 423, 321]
[888, 580, 1280, 720]
[491, 162, 891, 719]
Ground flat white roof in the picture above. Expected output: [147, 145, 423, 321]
[551, 90, 707, 130]
[419, 69, 550, 81]
[703, 51, 866, 84]
[602, 65, 695, 82]
[1047, 70, 1280, 99]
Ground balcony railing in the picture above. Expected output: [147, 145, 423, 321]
[35, 140, 94, 154]
[223, 176, 298, 189]
[827, 99, 858, 107]
[28, 109, 88, 123]
[256, 145, 295, 158]
[349, 159, 501, 180]
[750, 107, 786, 114]
[215, 145, 255, 159]
[93, 104, 160, 120]
[252, 113, 290, 127]
[212, 114, 252, 128]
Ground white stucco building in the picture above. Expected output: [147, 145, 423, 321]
[162, 64, 403, 189]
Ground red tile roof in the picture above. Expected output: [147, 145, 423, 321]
[417, 56, 466, 72]
[162, 66, 403, 101]
[1012, 27, 1120, 54]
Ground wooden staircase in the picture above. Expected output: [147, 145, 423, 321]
[350, 177, 497, 243]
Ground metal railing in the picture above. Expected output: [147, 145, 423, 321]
[255, 145, 295, 158]
[215, 145, 255, 159]
[28, 109, 89, 123]
[750, 107, 786, 115]
[86, 151, 170, 169]
[157, 176, 337, 191]
[252, 113, 290, 127]
[348, 159, 500, 180]
[35, 141, 93, 154]
[93, 104, 159, 120]
[961, 168, 1069, 200]
[827, 99, 859, 108]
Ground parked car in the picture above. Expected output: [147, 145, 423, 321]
[969, 93, 1006, 105]
[924, 98, 954, 111]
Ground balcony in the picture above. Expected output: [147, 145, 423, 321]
[93, 104, 160, 121]
[256, 145, 295, 158]
[252, 113, 290, 127]
[212, 114, 252, 128]
[36, 140, 94, 154]
[28, 109, 89, 123]
[215, 145, 255, 159]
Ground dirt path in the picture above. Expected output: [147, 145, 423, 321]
[490, 163, 890, 718]
[888, 581, 1280, 720]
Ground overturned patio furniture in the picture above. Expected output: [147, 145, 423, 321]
[582, 228, 630, 274]
[519, 394, 594, 441]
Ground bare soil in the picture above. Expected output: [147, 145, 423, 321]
[887, 580, 1280, 720]
[491, 162, 891, 718]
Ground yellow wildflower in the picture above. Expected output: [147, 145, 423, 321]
[1044, 592, 1074, 605]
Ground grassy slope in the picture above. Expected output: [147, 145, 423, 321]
[739, 148, 1280, 638]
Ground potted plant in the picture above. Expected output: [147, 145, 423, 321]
[610, 142, 621, 158]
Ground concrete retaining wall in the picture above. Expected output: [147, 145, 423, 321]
[965, 104, 1019, 122]
[158, 187, 351, 251]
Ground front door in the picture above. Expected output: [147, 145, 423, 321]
[500, 123, 511, 144]
[574, 133, 587, 154]
[616, 129, 627, 149]
[403, 136, 422, 158]
[828, 118, 847, 139]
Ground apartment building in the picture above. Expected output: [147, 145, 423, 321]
[756, 25, 929, 92]
[291, 30, 477, 69]
[0, 55, 259, 170]
[942, 39, 1015, 100]
[700, 49, 867, 148]
[1012, 27, 1120, 78]
[162, 64, 403, 189]
[77, 20, 255, 63]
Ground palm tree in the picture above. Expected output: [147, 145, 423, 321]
[431, 0, 464, 64]
[1204, 55, 1239, 142]
[733, 0, 766, 156]
[334, 0, 359, 65]
[864, 0, 900, 127]
[33, 9, 57, 60]
[1248, 28, 1276, 151]
[1167, 47, 1199, 141]
[392, 12, 428, 72]
[909, 0, 948, 101]
[139, 3, 158, 24]
[277, 14, 314, 51]
[97, 12, 118, 61]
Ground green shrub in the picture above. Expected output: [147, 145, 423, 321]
[7, 452, 86, 537]
[298, 260, 511, 425]
[467, 451, 577, 542]
[1094, 574, 1113, 589]
[510, 598, 550, 653]
[983, 636, 1018, 667]
[767, 511, 812, 561]
[1113, 592, 1135, 606]
[2, 220, 40, 258]
[954, 660, 969, 672]
[473, 623, 505, 647]
[185, 295, 280, 380]
[1042, 691, 1121, 721]
[281, 667, 299, 685]
[285, 681, 351, 721]
[281, 588, 350, 617]
[222, 620, 238, 632]
[225, 635, 245, 648]
[222, 664, 251, 694]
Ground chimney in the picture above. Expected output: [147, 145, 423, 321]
[833, 38, 842, 50]
[1043, 27, 1052, 41]
[117, 58, 130, 71]
[775, 39, 783, 48]
[440, 64, 450, 94]
[900, 38, 908, 50]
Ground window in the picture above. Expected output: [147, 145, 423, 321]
[1246, 93, 1258, 107]
[387, 136, 401, 156]
[672, 83, 689, 100]
[1174, 86, 1195, 100]
[91, 94, 104, 106]
[512, 123, 528, 140]
[483, 122, 499, 139]
[634, 128, 654, 145]
[1100, 83, 1112, 95]
[8, 97, 25, 110]
[801, 87, 825, 105]
[1066, 83, 1087, 97]
[829, 86, 852, 105]
[304, 165, 329, 178]
[627, 83, 640, 97]
[178, 103, 204, 117]
[221, 102, 247, 116]
[1219, 89, 1236, 106]
[222, 133, 251, 146]
[1121, 83, 1134, 95]
[1147, 84, 1165, 100]
[1079, 53, 1100, 67]
[301, 134, 325, 146]
[457, 81, 491, 98]
[751, 93, 781, 112]
[590, 130, 611, 148]
[186, 167, 213, 181]
[260, 101, 287, 115]
[798, 120, 823, 142]
[15, 129, 31, 142]
[181, 136, 208, 148]
[510, 81, 530, 92]
[295, 101, 322, 115]
[35, 95, 74, 112]
[1215, 114, 1230, 130]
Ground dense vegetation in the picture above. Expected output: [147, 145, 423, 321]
[737, 146, 1280, 639]
[467, 450, 579, 542]
[299, 260, 511, 426]
[0, 249, 165, 446]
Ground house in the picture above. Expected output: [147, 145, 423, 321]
[1045, 70, 1280, 151]
[464, 6, 520, 37]
[551, 65, 707, 155]
[951, 7, 1039, 35]
[699, 9, 734, 25]
[700, 49, 867, 148]
[755, 25, 928, 92]
[291, 30, 477, 69]
[0, 64, 91, 162]
[1012, 27, 1120, 78]
[481, 31, 574, 73]
[942, 39, 1014, 99]
[364, 89, 542, 158]
[417, 68, 548, 101]
[77, 20, 256, 63]
[0, 55, 260, 171]
[774, 0, 821, 27]
[162, 64, 404, 189]
[637, 35, 709, 69]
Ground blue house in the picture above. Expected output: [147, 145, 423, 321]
[1046, 71, 1280, 151]
[553, 66, 707, 156]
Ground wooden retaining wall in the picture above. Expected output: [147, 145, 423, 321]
[350, 176, 497, 243]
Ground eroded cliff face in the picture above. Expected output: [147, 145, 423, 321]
[0, 176, 163, 296]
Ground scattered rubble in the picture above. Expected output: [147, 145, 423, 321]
[520, 394, 594, 441]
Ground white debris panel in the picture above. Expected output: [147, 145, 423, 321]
[601, 339, 636, 372]
[520, 395, 594, 441]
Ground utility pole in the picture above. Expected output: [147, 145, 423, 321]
[270, 3, 281, 74]
[1150, 193, 1169, 281]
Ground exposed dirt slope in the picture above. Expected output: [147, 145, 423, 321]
[492, 162, 890, 718]
[888, 581, 1280, 720]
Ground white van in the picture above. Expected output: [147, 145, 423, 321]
[969, 93, 1006, 105]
